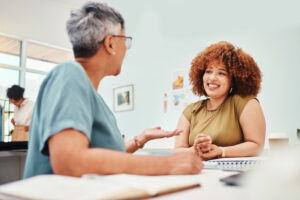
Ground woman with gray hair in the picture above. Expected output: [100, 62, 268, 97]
[24, 1, 203, 178]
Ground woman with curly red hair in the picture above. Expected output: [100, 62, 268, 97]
[174, 41, 266, 160]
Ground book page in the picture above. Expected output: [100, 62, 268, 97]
[85, 174, 201, 196]
[0, 175, 134, 200]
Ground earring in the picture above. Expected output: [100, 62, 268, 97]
[229, 87, 233, 93]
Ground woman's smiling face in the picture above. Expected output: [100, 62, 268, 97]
[203, 61, 231, 99]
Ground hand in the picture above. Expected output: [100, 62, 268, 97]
[143, 127, 183, 141]
[201, 144, 222, 160]
[166, 152, 203, 175]
[11, 118, 15, 126]
[193, 133, 212, 155]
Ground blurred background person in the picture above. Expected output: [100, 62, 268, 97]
[6, 85, 34, 141]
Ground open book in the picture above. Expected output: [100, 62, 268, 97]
[0, 174, 201, 199]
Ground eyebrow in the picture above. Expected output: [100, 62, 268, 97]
[207, 66, 227, 72]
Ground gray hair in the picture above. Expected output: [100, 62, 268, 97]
[66, 1, 125, 58]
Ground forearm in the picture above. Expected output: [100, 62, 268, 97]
[174, 146, 195, 154]
[62, 148, 168, 177]
[223, 141, 263, 157]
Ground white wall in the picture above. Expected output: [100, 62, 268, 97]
[1, 0, 299, 147]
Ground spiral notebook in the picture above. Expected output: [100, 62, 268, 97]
[204, 157, 265, 171]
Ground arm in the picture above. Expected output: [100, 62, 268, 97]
[196, 99, 266, 159]
[49, 129, 203, 177]
[174, 115, 195, 154]
[223, 99, 266, 157]
[126, 127, 183, 153]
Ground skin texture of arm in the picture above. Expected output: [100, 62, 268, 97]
[174, 115, 196, 154]
[48, 129, 203, 177]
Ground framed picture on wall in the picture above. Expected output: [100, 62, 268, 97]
[113, 84, 134, 112]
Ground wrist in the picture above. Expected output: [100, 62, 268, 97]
[134, 134, 148, 149]
[218, 147, 226, 158]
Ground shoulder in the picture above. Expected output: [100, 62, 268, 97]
[184, 99, 205, 113]
[183, 99, 205, 122]
[49, 61, 86, 80]
[25, 99, 35, 107]
[230, 94, 258, 117]
[44, 61, 90, 89]
[38, 61, 92, 100]
[231, 94, 257, 104]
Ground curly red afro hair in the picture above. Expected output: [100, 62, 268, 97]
[190, 41, 262, 97]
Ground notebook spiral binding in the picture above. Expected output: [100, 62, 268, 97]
[204, 158, 265, 172]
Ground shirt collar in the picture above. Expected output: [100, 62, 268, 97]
[19, 98, 29, 108]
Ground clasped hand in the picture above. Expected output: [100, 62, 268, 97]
[193, 133, 222, 160]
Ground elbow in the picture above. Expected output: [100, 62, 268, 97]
[52, 163, 86, 177]
[250, 141, 264, 156]
[50, 154, 86, 177]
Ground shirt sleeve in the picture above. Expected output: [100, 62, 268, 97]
[233, 95, 257, 118]
[38, 64, 93, 155]
[183, 103, 196, 122]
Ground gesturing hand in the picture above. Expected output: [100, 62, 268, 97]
[143, 127, 183, 140]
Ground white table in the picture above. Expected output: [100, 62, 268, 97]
[151, 169, 241, 200]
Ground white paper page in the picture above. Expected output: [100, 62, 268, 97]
[101, 174, 201, 195]
[0, 175, 130, 200]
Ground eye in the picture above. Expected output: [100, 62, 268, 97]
[205, 70, 212, 74]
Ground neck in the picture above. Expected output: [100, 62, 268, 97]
[18, 98, 25, 108]
[206, 95, 228, 110]
[75, 56, 107, 91]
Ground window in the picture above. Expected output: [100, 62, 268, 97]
[0, 35, 21, 67]
[0, 68, 19, 100]
[0, 69, 19, 142]
[25, 72, 46, 101]
[26, 42, 73, 72]
[0, 34, 73, 141]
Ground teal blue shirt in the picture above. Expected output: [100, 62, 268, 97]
[24, 61, 125, 178]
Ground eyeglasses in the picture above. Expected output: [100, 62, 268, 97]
[112, 35, 132, 49]
[98, 35, 133, 49]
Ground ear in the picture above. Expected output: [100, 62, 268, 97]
[103, 35, 116, 55]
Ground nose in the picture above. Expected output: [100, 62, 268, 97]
[208, 73, 217, 81]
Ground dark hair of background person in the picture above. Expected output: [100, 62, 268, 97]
[6, 85, 25, 101]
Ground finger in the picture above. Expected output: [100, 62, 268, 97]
[194, 137, 208, 145]
[174, 129, 183, 135]
[164, 130, 180, 138]
[196, 143, 202, 154]
[199, 143, 210, 152]
[196, 137, 211, 144]
[196, 133, 208, 139]
[154, 126, 161, 130]
[194, 145, 200, 156]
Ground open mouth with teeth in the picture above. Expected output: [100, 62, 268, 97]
[207, 83, 220, 88]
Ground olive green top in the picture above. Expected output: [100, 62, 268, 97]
[183, 94, 256, 147]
